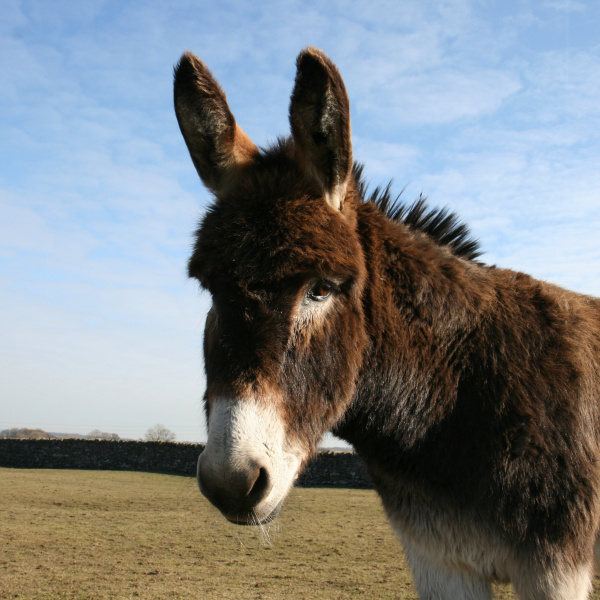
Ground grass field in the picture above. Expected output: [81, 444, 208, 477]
[1, 468, 599, 600]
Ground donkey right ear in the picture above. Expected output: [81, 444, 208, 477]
[174, 52, 257, 195]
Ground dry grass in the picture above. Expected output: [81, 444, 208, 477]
[1, 468, 599, 600]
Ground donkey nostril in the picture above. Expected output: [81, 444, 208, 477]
[246, 466, 270, 505]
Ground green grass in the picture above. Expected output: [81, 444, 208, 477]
[1, 468, 599, 600]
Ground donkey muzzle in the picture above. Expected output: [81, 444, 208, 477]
[197, 450, 276, 524]
[197, 398, 303, 525]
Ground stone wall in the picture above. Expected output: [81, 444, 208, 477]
[0, 439, 372, 489]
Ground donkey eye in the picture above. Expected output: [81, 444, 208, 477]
[307, 280, 334, 302]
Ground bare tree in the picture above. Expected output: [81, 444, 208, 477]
[143, 424, 176, 442]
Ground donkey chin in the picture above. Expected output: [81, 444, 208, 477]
[197, 398, 306, 525]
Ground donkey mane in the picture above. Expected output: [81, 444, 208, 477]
[354, 164, 482, 262]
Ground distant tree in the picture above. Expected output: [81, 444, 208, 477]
[0, 428, 20, 438]
[88, 430, 120, 440]
[144, 424, 176, 442]
[0, 428, 54, 439]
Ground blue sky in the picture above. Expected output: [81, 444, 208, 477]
[1, 0, 599, 444]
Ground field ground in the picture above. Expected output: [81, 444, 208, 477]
[1, 468, 599, 600]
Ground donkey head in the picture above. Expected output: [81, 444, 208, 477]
[174, 48, 367, 524]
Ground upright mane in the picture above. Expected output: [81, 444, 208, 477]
[354, 164, 482, 262]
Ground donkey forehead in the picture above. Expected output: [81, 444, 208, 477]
[189, 181, 363, 288]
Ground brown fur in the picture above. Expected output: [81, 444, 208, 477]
[174, 48, 600, 598]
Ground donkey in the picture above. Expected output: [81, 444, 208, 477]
[174, 47, 600, 599]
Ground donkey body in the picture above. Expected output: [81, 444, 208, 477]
[174, 48, 600, 599]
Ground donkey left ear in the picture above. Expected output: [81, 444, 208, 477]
[289, 48, 352, 212]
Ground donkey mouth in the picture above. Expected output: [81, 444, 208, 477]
[223, 495, 285, 526]
[225, 505, 281, 526]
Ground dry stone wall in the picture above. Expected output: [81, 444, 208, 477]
[0, 439, 372, 489]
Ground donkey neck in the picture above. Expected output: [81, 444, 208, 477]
[334, 201, 496, 474]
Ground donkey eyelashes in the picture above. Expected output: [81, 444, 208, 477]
[303, 277, 349, 306]
[307, 280, 335, 302]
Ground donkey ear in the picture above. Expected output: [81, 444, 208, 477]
[174, 51, 258, 195]
[289, 48, 352, 211]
